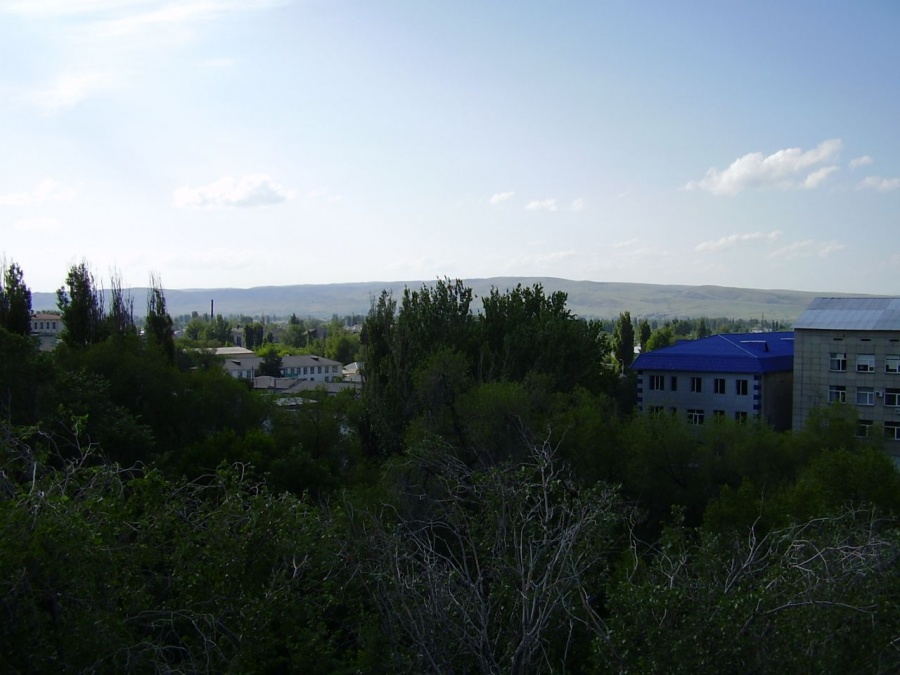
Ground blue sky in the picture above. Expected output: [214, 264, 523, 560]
[2, 1, 899, 294]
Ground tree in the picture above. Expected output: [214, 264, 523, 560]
[106, 269, 136, 338]
[244, 322, 264, 350]
[612, 311, 635, 372]
[145, 273, 175, 363]
[0, 261, 32, 336]
[368, 439, 623, 673]
[258, 345, 283, 377]
[57, 261, 107, 348]
[645, 325, 675, 352]
[638, 318, 652, 353]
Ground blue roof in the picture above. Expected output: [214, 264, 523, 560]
[631, 331, 794, 375]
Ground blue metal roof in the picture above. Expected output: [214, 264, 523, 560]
[631, 331, 794, 375]
[794, 297, 900, 331]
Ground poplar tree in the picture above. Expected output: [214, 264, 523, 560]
[0, 261, 32, 336]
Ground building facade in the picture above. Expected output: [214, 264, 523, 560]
[30, 312, 63, 351]
[632, 332, 795, 431]
[792, 297, 900, 460]
[222, 353, 343, 383]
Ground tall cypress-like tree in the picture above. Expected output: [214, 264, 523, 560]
[57, 261, 107, 347]
[612, 310, 635, 372]
[0, 261, 32, 336]
[145, 273, 175, 363]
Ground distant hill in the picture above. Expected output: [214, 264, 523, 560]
[32, 278, 867, 324]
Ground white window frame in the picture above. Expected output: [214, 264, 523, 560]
[828, 385, 846, 403]
[714, 378, 726, 394]
[885, 422, 900, 441]
[690, 377, 702, 393]
[829, 352, 847, 371]
[884, 388, 900, 407]
[886, 355, 900, 374]
[856, 354, 875, 373]
[856, 387, 875, 406]
[687, 409, 704, 425]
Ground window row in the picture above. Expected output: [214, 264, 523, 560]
[828, 385, 900, 406]
[857, 420, 900, 441]
[829, 352, 900, 373]
[647, 375, 749, 395]
[647, 406, 748, 425]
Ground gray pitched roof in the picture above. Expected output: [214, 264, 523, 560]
[794, 297, 900, 330]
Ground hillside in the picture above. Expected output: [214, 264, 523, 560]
[33, 278, 864, 323]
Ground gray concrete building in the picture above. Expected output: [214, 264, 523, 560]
[792, 297, 900, 461]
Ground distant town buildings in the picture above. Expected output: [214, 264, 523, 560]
[30, 312, 63, 351]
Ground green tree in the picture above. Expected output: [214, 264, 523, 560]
[0, 261, 33, 336]
[145, 273, 175, 363]
[258, 344, 283, 377]
[57, 261, 107, 348]
[645, 325, 675, 352]
[638, 318, 652, 353]
[106, 269, 135, 338]
[612, 310, 635, 372]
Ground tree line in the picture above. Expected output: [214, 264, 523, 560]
[0, 266, 897, 673]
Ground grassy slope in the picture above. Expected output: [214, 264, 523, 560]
[33, 278, 866, 323]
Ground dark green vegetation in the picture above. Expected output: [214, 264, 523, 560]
[3, 268, 899, 673]
[31, 277, 853, 322]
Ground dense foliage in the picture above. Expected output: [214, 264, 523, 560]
[0, 267, 897, 673]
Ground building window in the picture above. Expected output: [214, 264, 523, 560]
[734, 411, 748, 423]
[885, 422, 900, 441]
[687, 409, 704, 425]
[885, 388, 900, 407]
[857, 420, 873, 438]
[856, 354, 875, 373]
[828, 385, 846, 403]
[649, 375, 665, 391]
[856, 387, 875, 406]
[829, 352, 847, 371]
[332, 365, 339, 372]
[886, 355, 900, 374]
[713, 409, 725, 419]
[714, 378, 726, 394]
[690, 377, 702, 393]
[670, 376, 678, 391]
[735, 379, 749, 395]
[649, 405, 664, 414]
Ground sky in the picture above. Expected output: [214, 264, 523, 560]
[2, 1, 899, 295]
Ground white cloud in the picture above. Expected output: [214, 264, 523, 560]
[0, 179, 76, 206]
[571, 198, 585, 212]
[695, 230, 782, 253]
[856, 176, 900, 192]
[849, 155, 873, 169]
[27, 71, 117, 114]
[767, 239, 844, 261]
[802, 166, 838, 189]
[173, 174, 295, 209]
[14, 217, 61, 232]
[613, 238, 640, 248]
[525, 198, 557, 212]
[489, 191, 515, 205]
[685, 139, 842, 195]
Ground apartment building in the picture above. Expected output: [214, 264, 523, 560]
[632, 332, 795, 431]
[792, 297, 900, 459]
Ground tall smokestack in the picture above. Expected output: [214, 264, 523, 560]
[210, 299, 214, 320]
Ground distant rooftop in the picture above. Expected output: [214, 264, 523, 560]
[794, 297, 900, 331]
[631, 331, 794, 374]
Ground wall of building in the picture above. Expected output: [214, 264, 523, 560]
[637, 369, 766, 426]
[793, 328, 900, 458]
